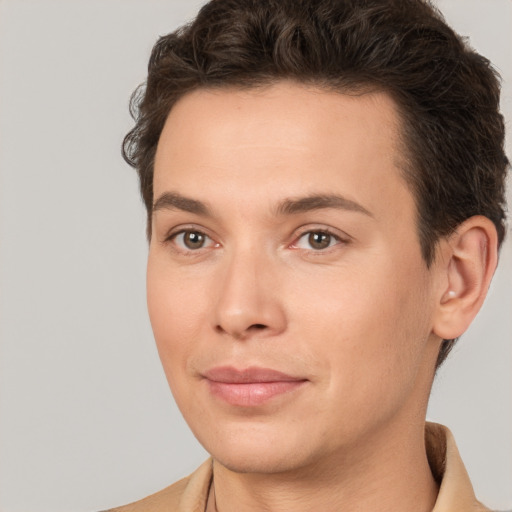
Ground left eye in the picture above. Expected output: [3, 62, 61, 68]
[172, 230, 216, 250]
[294, 231, 341, 250]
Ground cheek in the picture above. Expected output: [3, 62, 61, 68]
[294, 259, 432, 402]
[146, 257, 207, 378]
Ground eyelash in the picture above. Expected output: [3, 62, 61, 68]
[165, 228, 218, 253]
[164, 227, 350, 254]
[290, 228, 348, 252]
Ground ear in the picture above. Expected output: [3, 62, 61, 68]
[432, 216, 498, 340]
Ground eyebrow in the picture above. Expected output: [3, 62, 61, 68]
[152, 192, 211, 216]
[275, 194, 373, 217]
[152, 191, 373, 218]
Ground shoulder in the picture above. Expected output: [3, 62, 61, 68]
[103, 459, 213, 512]
[105, 476, 189, 512]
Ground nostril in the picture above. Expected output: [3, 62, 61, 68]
[214, 323, 267, 338]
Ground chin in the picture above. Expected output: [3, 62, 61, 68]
[212, 448, 305, 475]
[193, 423, 320, 475]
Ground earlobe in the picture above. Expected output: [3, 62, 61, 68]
[433, 216, 498, 340]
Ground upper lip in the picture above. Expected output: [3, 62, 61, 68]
[203, 366, 306, 383]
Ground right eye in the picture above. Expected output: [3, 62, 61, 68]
[170, 230, 218, 251]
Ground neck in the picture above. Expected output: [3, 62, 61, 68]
[211, 421, 439, 512]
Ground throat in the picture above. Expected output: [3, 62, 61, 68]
[207, 439, 438, 512]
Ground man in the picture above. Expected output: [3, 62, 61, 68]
[110, 0, 508, 510]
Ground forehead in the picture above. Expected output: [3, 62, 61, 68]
[156, 82, 402, 161]
[153, 82, 413, 224]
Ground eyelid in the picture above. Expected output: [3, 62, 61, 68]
[163, 225, 220, 252]
[160, 223, 350, 253]
[289, 226, 352, 251]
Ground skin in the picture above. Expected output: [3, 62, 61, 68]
[147, 82, 496, 512]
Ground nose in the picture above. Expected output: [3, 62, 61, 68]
[213, 250, 287, 340]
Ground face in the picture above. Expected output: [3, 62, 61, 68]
[148, 82, 443, 475]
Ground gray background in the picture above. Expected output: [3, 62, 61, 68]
[0, 1, 510, 511]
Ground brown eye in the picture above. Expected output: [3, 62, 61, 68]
[184, 231, 205, 249]
[173, 230, 213, 250]
[292, 230, 343, 251]
[307, 232, 333, 250]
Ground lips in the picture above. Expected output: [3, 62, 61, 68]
[203, 366, 307, 406]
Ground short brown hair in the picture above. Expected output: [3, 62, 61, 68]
[123, 0, 508, 367]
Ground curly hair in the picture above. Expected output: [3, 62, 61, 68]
[123, 0, 508, 368]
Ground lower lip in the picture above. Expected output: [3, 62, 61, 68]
[207, 380, 306, 406]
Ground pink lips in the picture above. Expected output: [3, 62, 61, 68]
[203, 366, 307, 407]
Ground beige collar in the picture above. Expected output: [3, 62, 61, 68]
[427, 422, 489, 511]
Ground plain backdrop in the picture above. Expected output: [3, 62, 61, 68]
[0, 1, 511, 511]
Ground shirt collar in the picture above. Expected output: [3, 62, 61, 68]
[427, 422, 489, 512]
